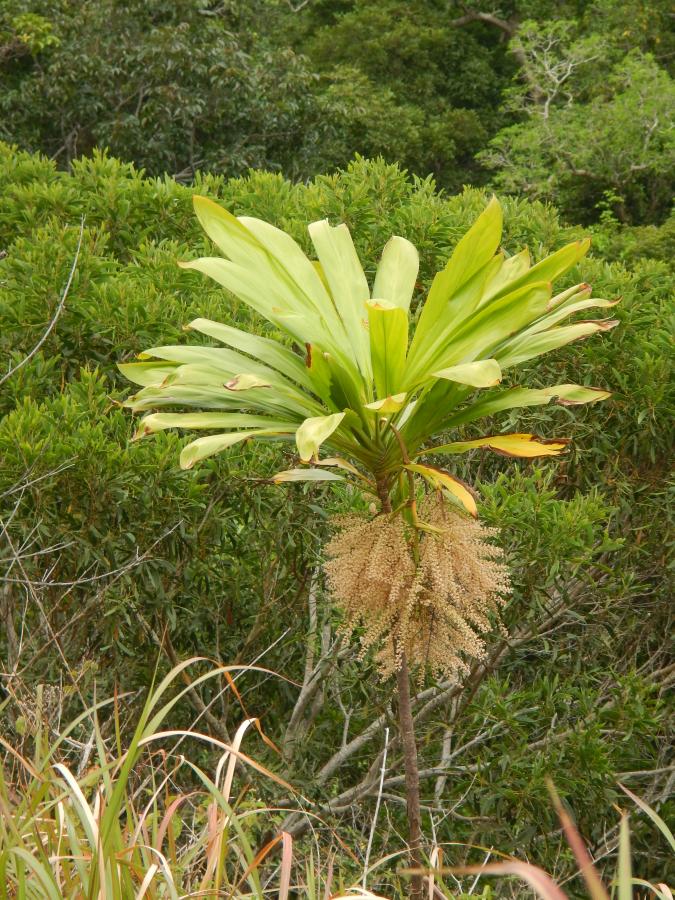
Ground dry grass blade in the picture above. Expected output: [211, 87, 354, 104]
[279, 831, 293, 900]
[448, 861, 568, 899]
[546, 779, 609, 900]
[618, 782, 675, 853]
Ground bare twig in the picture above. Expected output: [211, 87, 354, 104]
[0, 218, 85, 388]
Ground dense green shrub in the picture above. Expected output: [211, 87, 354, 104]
[0, 145, 671, 888]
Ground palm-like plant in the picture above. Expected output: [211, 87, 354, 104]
[121, 195, 617, 897]
[123, 196, 615, 512]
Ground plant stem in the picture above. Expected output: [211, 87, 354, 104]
[396, 653, 423, 900]
[376, 479, 424, 899]
[396, 650, 424, 900]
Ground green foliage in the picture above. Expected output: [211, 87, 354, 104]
[1, 0, 673, 228]
[0, 0, 334, 179]
[0, 146, 672, 889]
[482, 49, 675, 224]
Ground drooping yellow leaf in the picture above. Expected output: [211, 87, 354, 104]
[428, 433, 570, 458]
[404, 463, 478, 517]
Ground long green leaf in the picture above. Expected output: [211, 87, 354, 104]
[406, 255, 502, 383]
[432, 359, 502, 387]
[238, 215, 354, 362]
[367, 301, 408, 399]
[185, 318, 314, 389]
[408, 196, 502, 366]
[496, 319, 619, 368]
[441, 383, 612, 429]
[179, 429, 294, 469]
[136, 412, 297, 437]
[479, 248, 531, 304]
[118, 361, 178, 387]
[308, 219, 372, 379]
[429, 281, 552, 372]
[179, 257, 323, 346]
[487, 238, 591, 304]
[271, 468, 345, 483]
[373, 236, 419, 311]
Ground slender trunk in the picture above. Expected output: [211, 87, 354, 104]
[376, 478, 424, 898]
[396, 651, 424, 900]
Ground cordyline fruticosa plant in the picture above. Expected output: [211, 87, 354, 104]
[121, 195, 617, 897]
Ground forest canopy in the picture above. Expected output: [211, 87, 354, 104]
[1, 0, 673, 224]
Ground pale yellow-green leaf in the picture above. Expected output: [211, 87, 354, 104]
[308, 219, 371, 377]
[489, 238, 591, 304]
[432, 359, 502, 387]
[192, 195, 261, 265]
[295, 412, 346, 462]
[617, 815, 632, 900]
[547, 282, 591, 310]
[180, 429, 293, 469]
[271, 468, 344, 483]
[373, 236, 419, 311]
[238, 215, 354, 364]
[225, 374, 272, 391]
[443, 384, 612, 429]
[185, 318, 313, 389]
[428, 282, 551, 374]
[364, 393, 407, 413]
[525, 295, 620, 337]
[406, 256, 502, 385]
[118, 361, 178, 387]
[408, 196, 502, 364]
[367, 300, 408, 399]
[314, 456, 370, 480]
[480, 248, 531, 305]
[136, 412, 293, 438]
[497, 320, 619, 368]
[179, 256, 334, 352]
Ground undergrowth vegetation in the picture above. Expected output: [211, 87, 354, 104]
[0, 143, 672, 895]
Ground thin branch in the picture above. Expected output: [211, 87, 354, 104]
[0, 218, 85, 387]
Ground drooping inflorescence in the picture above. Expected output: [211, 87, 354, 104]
[324, 494, 511, 680]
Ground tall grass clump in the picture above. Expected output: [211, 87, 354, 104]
[0, 659, 350, 898]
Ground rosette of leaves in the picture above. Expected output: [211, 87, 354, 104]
[122, 195, 618, 520]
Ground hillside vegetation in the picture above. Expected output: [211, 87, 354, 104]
[0, 0, 673, 894]
[0, 144, 672, 893]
